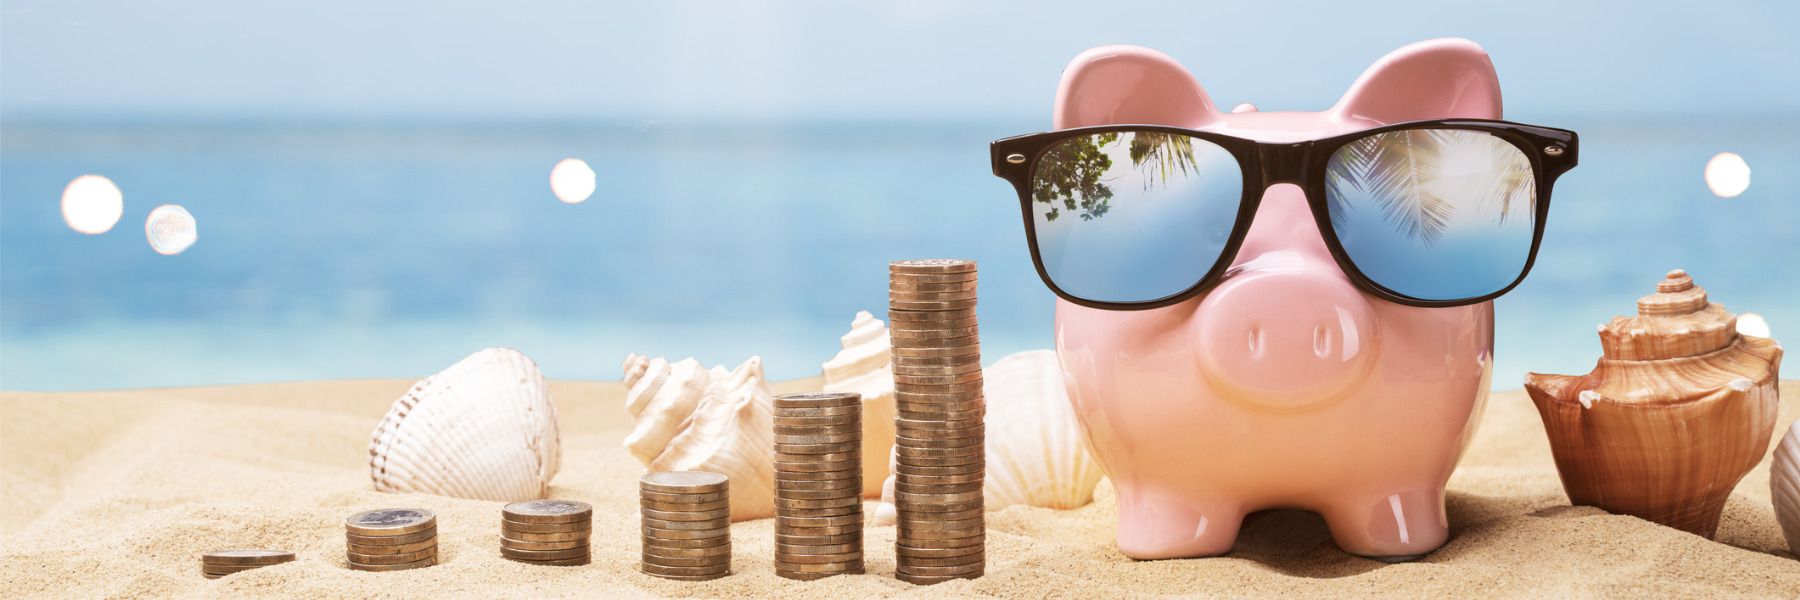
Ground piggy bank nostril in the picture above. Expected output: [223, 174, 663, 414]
[1314, 324, 1330, 358]
[1247, 326, 1263, 357]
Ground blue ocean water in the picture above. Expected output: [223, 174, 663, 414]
[2, 117, 1795, 391]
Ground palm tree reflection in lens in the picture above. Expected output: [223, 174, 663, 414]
[1031, 132, 1201, 223]
[1326, 129, 1534, 246]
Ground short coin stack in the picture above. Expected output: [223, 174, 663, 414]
[772, 391, 866, 580]
[888, 259, 986, 584]
[345, 508, 438, 571]
[500, 499, 593, 566]
[201, 549, 294, 579]
[640, 471, 732, 581]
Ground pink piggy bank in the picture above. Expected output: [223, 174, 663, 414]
[991, 39, 1577, 560]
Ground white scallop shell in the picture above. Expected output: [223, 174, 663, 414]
[369, 348, 561, 501]
[821, 310, 897, 498]
[623, 354, 776, 522]
[1773, 421, 1800, 555]
[873, 349, 1105, 524]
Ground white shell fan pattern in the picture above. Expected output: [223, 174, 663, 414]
[369, 348, 562, 501]
[623, 354, 777, 522]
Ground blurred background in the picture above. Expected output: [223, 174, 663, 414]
[3, 0, 1796, 390]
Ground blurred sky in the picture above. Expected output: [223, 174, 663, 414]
[4, 0, 1798, 122]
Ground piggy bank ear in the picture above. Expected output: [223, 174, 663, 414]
[1053, 45, 1222, 130]
[1333, 38, 1502, 123]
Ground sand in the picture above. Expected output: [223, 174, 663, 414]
[3, 379, 1799, 599]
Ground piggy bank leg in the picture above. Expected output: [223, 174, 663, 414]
[1114, 485, 1244, 559]
[1318, 487, 1449, 561]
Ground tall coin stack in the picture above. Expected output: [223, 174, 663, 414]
[640, 471, 732, 581]
[201, 549, 294, 579]
[888, 258, 986, 584]
[500, 499, 593, 566]
[344, 508, 438, 572]
[772, 391, 866, 580]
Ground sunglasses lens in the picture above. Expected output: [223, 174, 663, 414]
[1324, 128, 1538, 302]
[1027, 131, 1244, 303]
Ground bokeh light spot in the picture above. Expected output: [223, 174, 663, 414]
[550, 158, 596, 204]
[61, 174, 124, 234]
[1704, 152, 1750, 198]
[145, 205, 198, 255]
[1737, 313, 1770, 338]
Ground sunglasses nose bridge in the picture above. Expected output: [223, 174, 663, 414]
[1254, 141, 1312, 189]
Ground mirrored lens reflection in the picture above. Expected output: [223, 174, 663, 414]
[1029, 131, 1244, 303]
[1324, 128, 1537, 301]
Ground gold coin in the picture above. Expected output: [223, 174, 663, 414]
[893, 380, 985, 394]
[773, 474, 863, 489]
[345, 527, 437, 546]
[890, 299, 978, 311]
[640, 498, 731, 513]
[887, 307, 977, 321]
[895, 534, 986, 549]
[779, 504, 865, 518]
[890, 352, 981, 367]
[890, 333, 980, 349]
[501, 519, 592, 534]
[895, 426, 985, 442]
[774, 551, 864, 564]
[506, 529, 591, 543]
[772, 442, 862, 455]
[649, 571, 730, 581]
[889, 258, 976, 273]
[892, 371, 984, 385]
[773, 423, 862, 436]
[773, 414, 862, 427]
[897, 553, 985, 568]
[897, 435, 984, 451]
[890, 279, 977, 292]
[779, 513, 864, 528]
[894, 488, 983, 503]
[889, 290, 978, 302]
[500, 545, 589, 561]
[506, 555, 590, 567]
[894, 471, 984, 485]
[774, 495, 861, 510]
[893, 498, 984, 513]
[773, 404, 862, 417]
[896, 542, 984, 558]
[889, 316, 980, 331]
[500, 536, 587, 551]
[896, 407, 984, 422]
[344, 508, 436, 537]
[640, 507, 733, 522]
[891, 345, 982, 359]
[895, 505, 985, 521]
[641, 543, 732, 558]
[201, 549, 295, 566]
[772, 450, 860, 464]
[772, 458, 860, 473]
[890, 361, 982, 375]
[346, 538, 437, 555]
[894, 400, 987, 414]
[894, 448, 986, 464]
[776, 568, 863, 581]
[640, 553, 732, 568]
[774, 531, 862, 545]
[202, 565, 269, 577]
[641, 516, 729, 531]
[774, 523, 862, 537]
[774, 465, 862, 480]
[888, 324, 980, 339]
[894, 461, 986, 476]
[640, 560, 731, 576]
[896, 561, 986, 576]
[772, 433, 862, 445]
[347, 555, 437, 571]
[773, 559, 864, 572]
[640, 471, 729, 494]
[641, 525, 730, 540]
[777, 487, 863, 500]
[639, 489, 728, 504]
[897, 515, 984, 531]
[346, 546, 436, 565]
[897, 571, 981, 585]
[641, 534, 730, 549]
[772, 391, 860, 408]
[894, 415, 983, 429]
[501, 499, 593, 524]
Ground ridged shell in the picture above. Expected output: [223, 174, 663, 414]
[1524, 270, 1783, 538]
[873, 349, 1105, 525]
[622, 354, 776, 522]
[369, 348, 561, 501]
[821, 310, 897, 498]
[1775, 422, 1800, 555]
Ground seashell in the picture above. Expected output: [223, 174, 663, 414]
[874, 349, 1106, 522]
[369, 348, 561, 501]
[821, 310, 898, 498]
[1524, 269, 1783, 538]
[622, 353, 776, 522]
[1774, 422, 1800, 555]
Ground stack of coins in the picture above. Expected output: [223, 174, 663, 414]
[640, 471, 732, 581]
[344, 508, 438, 572]
[888, 259, 986, 584]
[500, 500, 593, 566]
[200, 549, 294, 579]
[772, 391, 866, 580]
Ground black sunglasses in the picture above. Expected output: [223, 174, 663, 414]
[990, 119, 1578, 310]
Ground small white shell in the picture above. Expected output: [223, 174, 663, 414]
[874, 349, 1104, 524]
[369, 348, 561, 501]
[1774, 421, 1800, 556]
[623, 354, 777, 522]
[821, 310, 898, 498]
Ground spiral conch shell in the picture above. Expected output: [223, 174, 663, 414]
[821, 310, 898, 498]
[622, 354, 776, 522]
[369, 348, 561, 501]
[1524, 269, 1782, 538]
[874, 349, 1106, 525]
[1774, 422, 1800, 555]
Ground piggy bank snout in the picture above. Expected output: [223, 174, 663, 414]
[1195, 256, 1378, 411]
